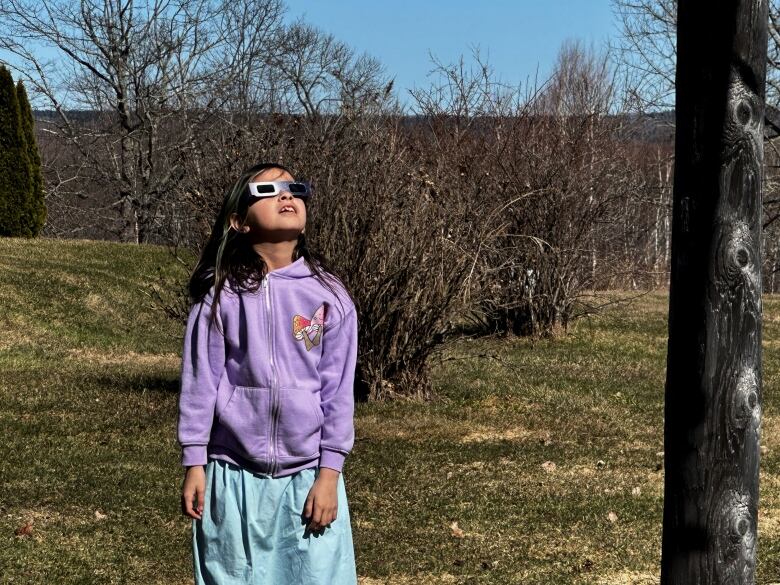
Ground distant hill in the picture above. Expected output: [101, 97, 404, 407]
[31, 104, 780, 152]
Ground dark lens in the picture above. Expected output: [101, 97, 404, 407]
[288, 183, 306, 193]
[255, 184, 275, 194]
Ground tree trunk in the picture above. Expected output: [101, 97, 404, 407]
[119, 195, 139, 244]
[661, 1, 767, 583]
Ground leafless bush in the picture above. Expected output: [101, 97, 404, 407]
[168, 104, 488, 400]
[407, 43, 652, 337]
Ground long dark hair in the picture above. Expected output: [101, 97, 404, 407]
[188, 162, 355, 333]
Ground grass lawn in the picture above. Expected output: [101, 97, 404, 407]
[2, 236, 780, 584]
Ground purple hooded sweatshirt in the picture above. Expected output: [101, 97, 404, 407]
[176, 256, 357, 478]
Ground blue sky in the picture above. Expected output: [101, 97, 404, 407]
[7, 1, 619, 109]
[285, 1, 619, 105]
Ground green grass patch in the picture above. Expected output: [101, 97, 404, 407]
[1, 237, 780, 584]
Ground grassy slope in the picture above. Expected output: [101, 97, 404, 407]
[1, 237, 780, 584]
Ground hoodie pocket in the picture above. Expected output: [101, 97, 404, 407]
[217, 385, 271, 462]
[276, 388, 323, 460]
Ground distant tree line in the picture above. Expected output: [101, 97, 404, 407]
[0, 65, 45, 237]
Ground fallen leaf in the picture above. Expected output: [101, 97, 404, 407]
[15, 521, 33, 537]
[450, 521, 465, 538]
[632, 486, 642, 496]
[95, 510, 107, 520]
[607, 511, 618, 523]
[541, 461, 556, 472]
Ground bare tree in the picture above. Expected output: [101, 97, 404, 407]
[270, 20, 393, 119]
[416, 43, 645, 336]
[0, 0, 285, 243]
[613, 0, 780, 109]
[612, 0, 677, 111]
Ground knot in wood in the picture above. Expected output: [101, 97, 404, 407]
[716, 222, 755, 289]
[737, 516, 750, 536]
[728, 75, 760, 132]
[736, 247, 749, 267]
[724, 74, 763, 159]
[731, 367, 760, 432]
[712, 489, 756, 581]
[736, 100, 752, 126]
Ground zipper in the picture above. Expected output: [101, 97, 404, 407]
[263, 274, 279, 477]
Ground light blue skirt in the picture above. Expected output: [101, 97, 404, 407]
[192, 459, 357, 584]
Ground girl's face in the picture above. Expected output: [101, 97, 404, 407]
[230, 167, 307, 241]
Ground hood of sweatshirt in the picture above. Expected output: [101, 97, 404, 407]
[266, 256, 312, 279]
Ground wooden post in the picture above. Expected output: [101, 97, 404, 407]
[662, 1, 768, 582]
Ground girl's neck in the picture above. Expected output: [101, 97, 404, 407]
[252, 241, 298, 273]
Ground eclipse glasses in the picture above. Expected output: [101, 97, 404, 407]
[247, 181, 313, 199]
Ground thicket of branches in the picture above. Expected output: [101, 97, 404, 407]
[1, 0, 680, 399]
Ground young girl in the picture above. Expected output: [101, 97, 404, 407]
[177, 162, 359, 584]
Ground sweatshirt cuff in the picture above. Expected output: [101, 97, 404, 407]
[181, 445, 208, 467]
[319, 448, 346, 473]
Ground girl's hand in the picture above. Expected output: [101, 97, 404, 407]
[181, 465, 206, 520]
[303, 468, 340, 534]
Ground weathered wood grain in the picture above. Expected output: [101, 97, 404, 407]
[662, 1, 768, 583]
